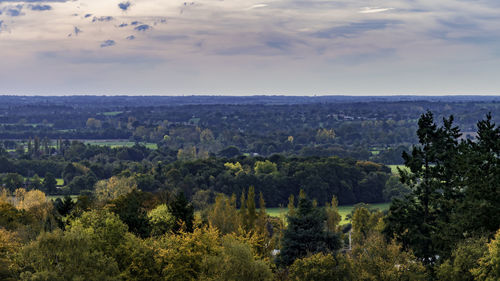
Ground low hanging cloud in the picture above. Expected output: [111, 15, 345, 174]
[118, 1, 131, 11]
[126, 35, 135, 40]
[100, 39, 116, 47]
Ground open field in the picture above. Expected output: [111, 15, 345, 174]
[266, 202, 391, 224]
[83, 140, 157, 149]
[25, 177, 64, 186]
[47, 195, 79, 201]
[388, 164, 410, 175]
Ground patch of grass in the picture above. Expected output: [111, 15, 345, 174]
[25, 177, 64, 186]
[266, 202, 391, 224]
[84, 140, 157, 149]
[101, 111, 123, 116]
[388, 165, 410, 175]
[47, 195, 79, 201]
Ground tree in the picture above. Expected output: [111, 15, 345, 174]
[384, 111, 461, 263]
[207, 194, 239, 235]
[169, 192, 194, 232]
[17, 230, 121, 281]
[350, 232, 427, 281]
[456, 114, 500, 238]
[279, 191, 341, 266]
[254, 160, 277, 176]
[204, 237, 273, 281]
[148, 204, 176, 236]
[289, 252, 352, 281]
[94, 176, 137, 202]
[246, 186, 257, 230]
[325, 196, 342, 233]
[42, 172, 57, 194]
[0, 229, 20, 281]
[437, 237, 488, 281]
[472, 229, 500, 281]
[351, 207, 383, 246]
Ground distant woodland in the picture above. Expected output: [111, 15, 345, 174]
[1, 96, 499, 280]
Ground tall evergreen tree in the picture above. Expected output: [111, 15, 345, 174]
[279, 191, 341, 266]
[384, 111, 461, 264]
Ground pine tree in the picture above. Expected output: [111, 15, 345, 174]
[246, 186, 257, 231]
[279, 191, 341, 266]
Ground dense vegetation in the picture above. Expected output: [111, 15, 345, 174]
[1, 96, 500, 280]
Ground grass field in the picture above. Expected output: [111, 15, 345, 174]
[388, 164, 410, 175]
[83, 140, 157, 149]
[101, 111, 123, 116]
[24, 177, 64, 186]
[47, 195, 79, 201]
[266, 202, 391, 224]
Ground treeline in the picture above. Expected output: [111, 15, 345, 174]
[2, 97, 500, 159]
[1, 146, 401, 206]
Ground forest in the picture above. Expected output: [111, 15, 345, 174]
[0, 96, 499, 280]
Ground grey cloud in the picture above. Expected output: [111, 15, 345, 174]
[134, 24, 151, 31]
[93, 16, 113, 22]
[118, 1, 131, 11]
[100, 40, 116, 47]
[118, 23, 128, 27]
[84, 13, 92, 18]
[29, 4, 52, 11]
[126, 35, 135, 40]
[3, 5, 23, 17]
[130, 21, 140, 25]
[312, 20, 402, 39]
[38, 50, 166, 65]
[74, 26, 81, 35]
[0, 20, 3, 31]
[153, 34, 188, 41]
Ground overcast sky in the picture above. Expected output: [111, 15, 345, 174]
[0, 0, 499, 95]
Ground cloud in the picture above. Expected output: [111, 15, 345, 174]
[118, 1, 131, 11]
[74, 26, 81, 35]
[92, 16, 114, 22]
[312, 20, 401, 39]
[84, 13, 92, 18]
[126, 35, 135, 40]
[29, 4, 52, 11]
[153, 35, 188, 41]
[134, 24, 151, 31]
[100, 40, 116, 48]
[130, 21, 140, 26]
[3, 5, 23, 17]
[359, 7, 393, 14]
[0, 20, 3, 32]
[118, 23, 128, 27]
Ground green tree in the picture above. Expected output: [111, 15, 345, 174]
[472, 229, 500, 281]
[279, 191, 341, 266]
[170, 192, 195, 232]
[437, 237, 487, 281]
[204, 237, 273, 281]
[148, 204, 176, 236]
[289, 252, 352, 281]
[18, 230, 120, 281]
[384, 111, 461, 263]
[42, 172, 57, 194]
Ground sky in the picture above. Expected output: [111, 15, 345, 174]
[0, 0, 499, 95]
